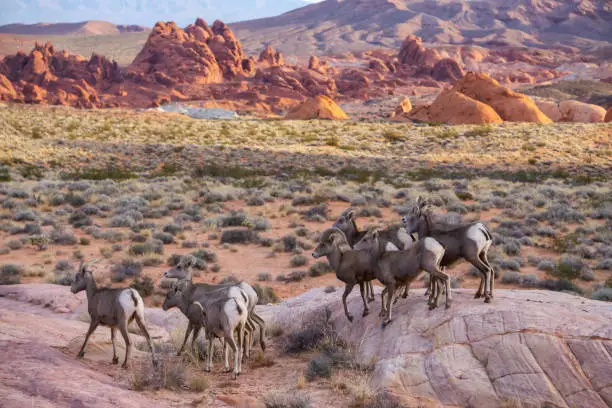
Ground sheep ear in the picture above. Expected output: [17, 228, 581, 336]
[416, 196, 427, 208]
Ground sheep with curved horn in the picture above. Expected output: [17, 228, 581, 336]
[402, 196, 494, 302]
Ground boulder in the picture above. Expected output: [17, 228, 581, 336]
[393, 96, 412, 116]
[398, 35, 441, 67]
[558, 100, 606, 123]
[408, 89, 503, 125]
[22, 83, 47, 104]
[453, 72, 552, 123]
[285, 95, 349, 120]
[431, 58, 464, 82]
[0, 74, 17, 100]
[264, 288, 612, 408]
[258, 45, 284, 66]
[606, 108, 612, 122]
[534, 100, 563, 122]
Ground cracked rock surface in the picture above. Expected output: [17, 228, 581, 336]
[266, 288, 612, 408]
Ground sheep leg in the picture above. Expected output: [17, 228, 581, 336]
[379, 287, 388, 317]
[401, 285, 409, 299]
[205, 335, 214, 372]
[236, 323, 244, 376]
[135, 314, 158, 368]
[342, 284, 355, 322]
[382, 282, 396, 327]
[480, 250, 494, 299]
[111, 327, 119, 364]
[191, 325, 202, 358]
[118, 323, 132, 369]
[428, 268, 452, 309]
[224, 330, 239, 380]
[359, 282, 370, 317]
[367, 281, 375, 302]
[250, 312, 266, 352]
[223, 338, 231, 372]
[177, 322, 193, 356]
[467, 255, 492, 303]
[77, 320, 99, 359]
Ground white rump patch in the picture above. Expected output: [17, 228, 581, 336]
[423, 237, 443, 253]
[385, 242, 400, 252]
[467, 223, 488, 250]
[397, 228, 415, 249]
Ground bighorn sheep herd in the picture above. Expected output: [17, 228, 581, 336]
[70, 197, 492, 379]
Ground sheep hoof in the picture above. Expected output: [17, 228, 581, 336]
[382, 319, 392, 328]
[112, 357, 119, 364]
[223, 367, 231, 373]
[347, 315, 354, 323]
[260, 342, 266, 351]
[121, 363, 129, 369]
[362, 310, 369, 317]
[204, 367, 211, 373]
[368, 297, 375, 303]
[77, 351, 85, 359]
[484, 297, 491, 304]
[232, 372, 238, 380]
[474, 293, 482, 299]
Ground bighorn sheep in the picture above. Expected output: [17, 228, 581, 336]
[356, 228, 451, 326]
[402, 196, 494, 302]
[335, 207, 416, 301]
[71, 260, 157, 368]
[312, 228, 377, 322]
[163, 257, 265, 356]
[163, 281, 248, 379]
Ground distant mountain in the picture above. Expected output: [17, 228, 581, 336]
[232, 0, 612, 55]
[0, 21, 147, 36]
[0, 0, 311, 27]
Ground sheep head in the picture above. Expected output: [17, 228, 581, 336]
[162, 279, 188, 311]
[71, 258, 99, 294]
[312, 228, 351, 258]
[402, 196, 428, 234]
[163, 255, 196, 280]
[332, 207, 358, 241]
[353, 227, 383, 253]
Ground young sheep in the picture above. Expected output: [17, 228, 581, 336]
[193, 294, 248, 380]
[333, 207, 416, 301]
[357, 228, 451, 327]
[402, 196, 494, 302]
[163, 257, 265, 356]
[312, 228, 377, 322]
[70, 260, 157, 368]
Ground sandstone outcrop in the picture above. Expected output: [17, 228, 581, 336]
[605, 107, 612, 122]
[258, 45, 284, 66]
[265, 287, 612, 408]
[285, 95, 348, 120]
[453, 72, 552, 123]
[431, 58, 464, 82]
[558, 100, 606, 123]
[398, 35, 441, 67]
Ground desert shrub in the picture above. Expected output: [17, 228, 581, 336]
[358, 392, 407, 408]
[55, 260, 73, 272]
[282, 234, 297, 252]
[302, 204, 328, 222]
[253, 284, 279, 304]
[308, 261, 333, 277]
[592, 288, 612, 302]
[536, 226, 556, 237]
[22, 222, 41, 235]
[540, 204, 584, 223]
[162, 223, 183, 235]
[129, 243, 155, 256]
[292, 196, 315, 206]
[153, 231, 174, 244]
[13, 209, 37, 222]
[537, 260, 556, 272]
[503, 240, 521, 256]
[80, 204, 101, 216]
[257, 272, 271, 282]
[69, 211, 92, 228]
[220, 229, 259, 244]
[499, 259, 521, 271]
[130, 358, 186, 391]
[538, 279, 582, 294]
[596, 258, 612, 270]
[6, 239, 23, 250]
[111, 259, 142, 282]
[190, 249, 217, 263]
[306, 353, 332, 380]
[324, 285, 336, 293]
[142, 256, 162, 267]
[281, 271, 307, 283]
[580, 268, 595, 281]
[290, 255, 308, 267]
[263, 390, 310, 408]
[551, 256, 584, 281]
[1, 264, 23, 284]
[282, 319, 327, 354]
[181, 240, 198, 249]
[65, 193, 86, 208]
[246, 196, 265, 206]
[501, 271, 521, 284]
[519, 274, 540, 288]
[219, 275, 239, 284]
[130, 276, 155, 297]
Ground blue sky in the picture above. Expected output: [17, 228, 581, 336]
[0, 0, 324, 26]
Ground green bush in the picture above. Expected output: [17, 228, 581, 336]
[1, 264, 23, 284]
